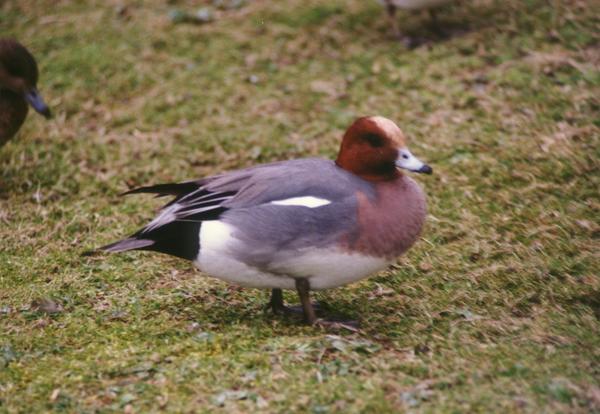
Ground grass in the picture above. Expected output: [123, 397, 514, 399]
[1, 0, 599, 412]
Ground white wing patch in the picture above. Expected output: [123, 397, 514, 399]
[270, 196, 331, 208]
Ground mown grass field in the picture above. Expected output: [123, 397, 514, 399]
[1, 0, 599, 412]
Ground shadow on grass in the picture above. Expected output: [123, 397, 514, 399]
[339, 0, 503, 48]
[159, 287, 382, 333]
[159, 285, 432, 340]
[565, 291, 600, 321]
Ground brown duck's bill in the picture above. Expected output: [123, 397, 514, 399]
[25, 88, 52, 118]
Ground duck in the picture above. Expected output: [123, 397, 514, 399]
[381, 0, 455, 46]
[0, 38, 51, 147]
[92, 116, 432, 326]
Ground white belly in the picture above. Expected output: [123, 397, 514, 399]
[387, 0, 453, 10]
[194, 221, 389, 290]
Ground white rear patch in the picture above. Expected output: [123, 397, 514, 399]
[196, 220, 297, 289]
[270, 196, 331, 208]
[199, 220, 233, 252]
[195, 220, 389, 290]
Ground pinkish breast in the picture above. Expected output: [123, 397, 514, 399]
[341, 175, 427, 259]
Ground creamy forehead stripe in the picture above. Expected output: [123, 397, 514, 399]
[370, 116, 401, 137]
[270, 196, 331, 208]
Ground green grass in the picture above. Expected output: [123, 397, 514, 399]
[1, 0, 599, 412]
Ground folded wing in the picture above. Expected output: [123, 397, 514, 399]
[95, 159, 374, 262]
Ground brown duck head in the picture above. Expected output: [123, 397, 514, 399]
[0, 38, 51, 119]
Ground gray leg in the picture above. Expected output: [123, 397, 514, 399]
[267, 288, 286, 313]
[295, 278, 360, 331]
[385, 1, 425, 48]
[385, 1, 401, 39]
[267, 286, 322, 318]
[427, 8, 446, 37]
[268, 281, 358, 330]
[428, 8, 438, 23]
[295, 278, 317, 325]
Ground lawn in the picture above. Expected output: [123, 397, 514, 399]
[1, 0, 599, 412]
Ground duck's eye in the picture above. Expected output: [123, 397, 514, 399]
[402, 153, 409, 159]
[364, 133, 384, 147]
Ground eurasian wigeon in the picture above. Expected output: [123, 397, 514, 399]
[381, 0, 454, 46]
[93, 116, 432, 326]
[0, 39, 51, 147]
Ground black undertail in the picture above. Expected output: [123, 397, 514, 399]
[101, 219, 204, 261]
[88, 181, 229, 261]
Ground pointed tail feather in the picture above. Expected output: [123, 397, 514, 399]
[100, 237, 155, 252]
[84, 218, 202, 261]
[85, 180, 205, 260]
[82, 237, 155, 257]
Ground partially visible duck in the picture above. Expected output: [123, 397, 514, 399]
[381, 0, 455, 46]
[0, 39, 51, 147]
[92, 116, 432, 326]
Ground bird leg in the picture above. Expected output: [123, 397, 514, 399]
[426, 8, 448, 38]
[428, 8, 438, 24]
[267, 287, 321, 316]
[294, 278, 359, 331]
[267, 288, 287, 313]
[384, 1, 425, 48]
[385, 1, 401, 39]
[267, 282, 358, 330]
[295, 278, 317, 324]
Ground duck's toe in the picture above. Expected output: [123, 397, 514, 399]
[313, 318, 361, 332]
[285, 301, 324, 315]
[401, 35, 428, 49]
[267, 301, 324, 316]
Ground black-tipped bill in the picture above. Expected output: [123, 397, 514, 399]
[395, 148, 432, 174]
[418, 164, 433, 174]
[25, 88, 52, 118]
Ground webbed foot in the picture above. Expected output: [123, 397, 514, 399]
[313, 318, 360, 332]
[266, 288, 322, 315]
